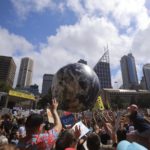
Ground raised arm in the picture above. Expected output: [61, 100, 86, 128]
[50, 98, 62, 133]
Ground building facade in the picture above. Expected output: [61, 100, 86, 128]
[17, 57, 33, 88]
[42, 74, 54, 96]
[17, 84, 39, 96]
[143, 64, 150, 90]
[0, 56, 16, 87]
[93, 50, 111, 88]
[120, 53, 138, 89]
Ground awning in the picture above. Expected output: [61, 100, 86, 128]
[8, 90, 35, 101]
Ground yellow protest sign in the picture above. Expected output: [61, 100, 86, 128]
[9, 90, 35, 101]
[93, 96, 105, 111]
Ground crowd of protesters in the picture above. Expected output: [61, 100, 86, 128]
[0, 98, 150, 150]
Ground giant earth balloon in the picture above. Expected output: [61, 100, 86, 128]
[51, 63, 100, 112]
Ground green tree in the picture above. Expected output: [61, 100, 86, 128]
[37, 88, 52, 109]
[0, 81, 12, 92]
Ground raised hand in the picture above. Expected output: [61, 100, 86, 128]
[50, 98, 58, 111]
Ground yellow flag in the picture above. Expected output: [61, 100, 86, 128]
[107, 100, 111, 109]
[93, 96, 105, 111]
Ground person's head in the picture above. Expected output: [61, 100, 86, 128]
[25, 113, 44, 134]
[127, 104, 138, 114]
[0, 144, 19, 150]
[55, 129, 77, 150]
[17, 118, 25, 126]
[87, 133, 100, 150]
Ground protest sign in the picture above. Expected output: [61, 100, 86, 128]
[93, 96, 105, 111]
[61, 114, 75, 127]
[72, 121, 90, 139]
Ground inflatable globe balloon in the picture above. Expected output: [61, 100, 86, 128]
[51, 63, 100, 112]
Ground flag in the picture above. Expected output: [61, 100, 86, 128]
[93, 96, 105, 111]
[107, 100, 111, 109]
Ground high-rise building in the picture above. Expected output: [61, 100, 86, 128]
[17, 57, 33, 88]
[143, 64, 150, 90]
[42, 74, 54, 96]
[0, 56, 16, 87]
[78, 59, 87, 65]
[120, 53, 138, 89]
[18, 84, 39, 96]
[93, 49, 112, 88]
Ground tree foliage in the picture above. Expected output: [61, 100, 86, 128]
[0, 81, 12, 92]
[37, 88, 52, 109]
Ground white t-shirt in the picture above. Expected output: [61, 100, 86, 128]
[18, 126, 26, 137]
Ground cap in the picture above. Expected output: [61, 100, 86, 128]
[117, 140, 148, 150]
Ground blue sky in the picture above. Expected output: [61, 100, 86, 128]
[0, 0, 77, 44]
[0, 0, 150, 91]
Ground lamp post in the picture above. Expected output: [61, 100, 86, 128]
[114, 81, 118, 89]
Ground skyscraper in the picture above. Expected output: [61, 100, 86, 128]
[0, 56, 16, 87]
[93, 49, 112, 88]
[143, 63, 150, 90]
[42, 74, 54, 96]
[17, 57, 33, 88]
[120, 53, 138, 89]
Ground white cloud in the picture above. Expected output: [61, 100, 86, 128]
[132, 25, 150, 63]
[0, 15, 132, 91]
[111, 70, 123, 88]
[65, 0, 150, 30]
[0, 27, 34, 56]
[3, 0, 150, 91]
[11, 0, 150, 30]
[29, 16, 132, 91]
[11, 0, 55, 18]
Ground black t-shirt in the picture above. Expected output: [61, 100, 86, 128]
[117, 129, 127, 142]
[100, 133, 110, 145]
[129, 112, 150, 132]
[2, 120, 13, 134]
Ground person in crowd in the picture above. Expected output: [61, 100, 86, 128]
[1, 114, 13, 137]
[17, 98, 62, 150]
[127, 104, 150, 149]
[117, 122, 127, 142]
[87, 133, 113, 150]
[9, 130, 19, 145]
[127, 104, 150, 133]
[100, 126, 111, 145]
[55, 125, 81, 150]
[17, 118, 26, 138]
[93, 124, 101, 135]
[0, 144, 19, 150]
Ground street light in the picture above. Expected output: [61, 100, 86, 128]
[114, 81, 118, 89]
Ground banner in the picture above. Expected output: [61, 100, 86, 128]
[93, 96, 105, 111]
[9, 90, 35, 100]
[61, 114, 75, 127]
